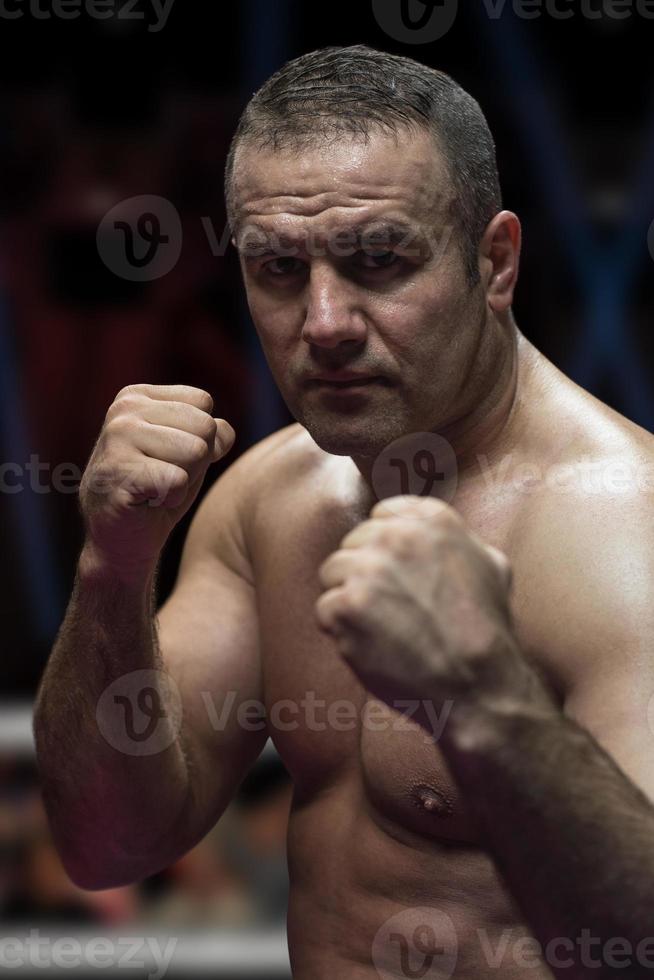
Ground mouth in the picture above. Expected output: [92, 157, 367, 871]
[305, 374, 387, 391]
[315, 378, 379, 389]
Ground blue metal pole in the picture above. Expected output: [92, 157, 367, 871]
[0, 292, 64, 643]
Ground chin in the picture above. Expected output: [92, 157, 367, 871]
[309, 433, 377, 457]
[299, 412, 409, 459]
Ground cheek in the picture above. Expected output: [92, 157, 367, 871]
[377, 289, 458, 362]
[245, 287, 302, 350]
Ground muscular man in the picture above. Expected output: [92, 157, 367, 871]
[34, 46, 654, 979]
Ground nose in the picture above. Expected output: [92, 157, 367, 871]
[301, 262, 367, 349]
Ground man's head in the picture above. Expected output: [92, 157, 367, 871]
[226, 45, 502, 284]
[225, 45, 521, 458]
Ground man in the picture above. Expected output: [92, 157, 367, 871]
[34, 45, 654, 979]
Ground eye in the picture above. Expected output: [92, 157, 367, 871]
[356, 250, 400, 270]
[263, 256, 305, 276]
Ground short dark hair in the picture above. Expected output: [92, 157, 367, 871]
[225, 44, 502, 283]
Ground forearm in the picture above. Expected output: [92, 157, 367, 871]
[439, 694, 654, 979]
[33, 545, 193, 889]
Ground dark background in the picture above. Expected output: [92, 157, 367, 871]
[2, 0, 654, 692]
[0, 2, 652, 969]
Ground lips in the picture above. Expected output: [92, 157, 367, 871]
[306, 373, 382, 386]
[315, 377, 379, 387]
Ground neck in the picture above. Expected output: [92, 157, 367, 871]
[350, 318, 537, 495]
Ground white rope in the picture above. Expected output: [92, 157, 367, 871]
[0, 701, 34, 754]
[0, 704, 279, 761]
[0, 927, 291, 974]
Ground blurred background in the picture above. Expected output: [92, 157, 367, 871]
[1, 0, 654, 975]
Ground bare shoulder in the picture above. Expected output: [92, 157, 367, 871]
[508, 373, 654, 689]
[208, 420, 324, 517]
[187, 422, 324, 575]
[514, 366, 654, 529]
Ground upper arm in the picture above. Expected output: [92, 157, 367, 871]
[518, 482, 654, 806]
[155, 447, 268, 844]
[561, 538, 654, 805]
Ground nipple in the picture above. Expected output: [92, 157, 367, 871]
[412, 784, 454, 818]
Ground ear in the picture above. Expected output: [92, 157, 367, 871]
[479, 211, 521, 315]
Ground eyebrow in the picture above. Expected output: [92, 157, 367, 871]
[235, 221, 432, 257]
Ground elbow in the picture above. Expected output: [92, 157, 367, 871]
[49, 823, 160, 891]
[59, 849, 153, 892]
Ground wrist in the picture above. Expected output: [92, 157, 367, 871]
[434, 632, 561, 747]
[440, 689, 562, 757]
[78, 540, 159, 592]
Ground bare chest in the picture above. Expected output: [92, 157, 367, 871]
[253, 487, 563, 844]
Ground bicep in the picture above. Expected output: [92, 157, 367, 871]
[516, 484, 654, 806]
[563, 661, 654, 806]
[155, 476, 267, 838]
[559, 530, 654, 806]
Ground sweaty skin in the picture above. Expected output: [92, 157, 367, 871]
[152, 132, 654, 978]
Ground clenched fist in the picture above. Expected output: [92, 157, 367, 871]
[316, 496, 555, 731]
[79, 384, 234, 580]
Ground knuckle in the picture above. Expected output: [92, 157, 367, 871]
[187, 435, 210, 463]
[103, 414, 131, 440]
[343, 582, 370, 616]
[384, 524, 420, 555]
[169, 467, 189, 491]
[116, 383, 144, 400]
[361, 550, 387, 576]
[196, 390, 214, 414]
[151, 465, 187, 495]
[196, 414, 217, 443]
[107, 392, 140, 421]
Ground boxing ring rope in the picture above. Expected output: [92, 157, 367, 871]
[0, 701, 34, 754]
[0, 704, 281, 762]
[0, 703, 289, 977]
[0, 928, 291, 976]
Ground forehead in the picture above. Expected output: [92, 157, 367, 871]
[230, 129, 454, 235]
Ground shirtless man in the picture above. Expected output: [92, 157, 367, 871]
[34, 46, 654, 979]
